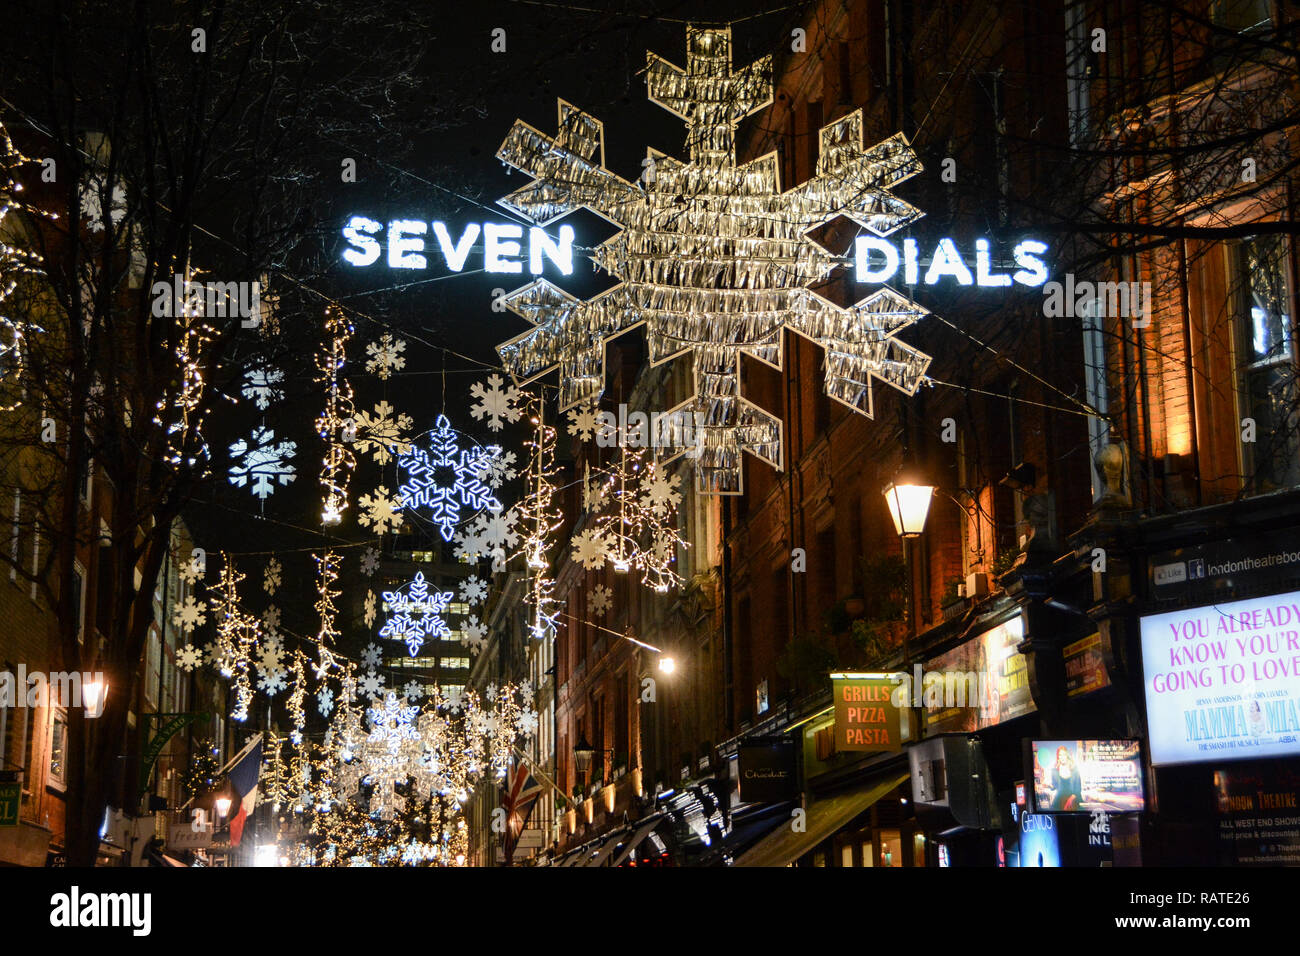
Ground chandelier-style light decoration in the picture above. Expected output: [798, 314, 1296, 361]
[494, 25, 932, 494]
[397, 413, 501, 541]
[315, 306, 357, 525]
[573, 446, 687, 592]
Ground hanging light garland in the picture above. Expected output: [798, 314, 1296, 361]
[315, 306, 357, 525]
[0, 120, 47, 412]
[516, 395, 562, 639]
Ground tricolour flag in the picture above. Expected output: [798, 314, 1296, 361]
[226, 737, 262, 847]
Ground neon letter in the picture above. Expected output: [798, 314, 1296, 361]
[485, 223, 524, 274]
[529, 225, 575, 276]
[1012, 240, 1050, 286]
[855, 237, 900, 283]
[387, 219, 427, 269]
[432, 222, 481, 272]
[342, 216, 382, 267]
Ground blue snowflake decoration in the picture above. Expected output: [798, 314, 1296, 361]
[367, 692, 420, 754]
[397, 413, 502, 540]
[379, 571, 454, 657]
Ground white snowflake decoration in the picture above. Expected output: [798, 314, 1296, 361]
[261, 604, 281, 636]
[474, 506, 521, 553]
[363, 590, 377, 628]
[257, 666, 288, 695]
[476, 449, 518, 490]
[459, 575, 488, 606]
[571, 527, 610, 571]
[358, 485, 405, 536]
[354, 401, 414, 465]
[453, 527, 485, 563]
[461, 616, 489, 653]
[494, 26, 931, 494]
[176, 645, 204, 672]
[517, 709, 539, 737]
[172, 595, 207, 632]
[179, 555, 204, 585]
[379, 571, 454, 657]
[264, 558, 282, 595]
[241, 366, 285, 411]
[228, 426, 297, 499]
[361, 642, 384, 670]
[360, 547, 380, 576]
[589, 583, 612, 616]
[402, 679, 425, 701]
[256, 639, 284, 674]
[318, 687, 335, 717]
[640, 470, 683, 517]
[397, 414, 501, 541]
[360, 671, 386, 698]
[567, 404, 600, 442]
[469, 374, 523, 431]
[365, 333, 407, 380]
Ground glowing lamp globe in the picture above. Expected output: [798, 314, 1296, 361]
[883, 478, 934, 538]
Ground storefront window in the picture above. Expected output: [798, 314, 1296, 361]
[877, 828, 903, 867]
[913, 832, 927, 867]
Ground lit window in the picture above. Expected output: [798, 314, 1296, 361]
[1235, 236, 1298, 492]
[49, 714, 67, 787]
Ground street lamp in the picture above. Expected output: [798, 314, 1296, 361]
[658, 656, 676, 675]
[83, 678, 107, 718]
[883, 472, 935, 538]
[573, 734, 594, 775]
[214, 795, 232, 819]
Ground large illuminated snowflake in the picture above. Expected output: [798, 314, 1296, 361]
[379, 571, 454, 657]
[495, 25, 932, 493]
[397, 414, 501, 540]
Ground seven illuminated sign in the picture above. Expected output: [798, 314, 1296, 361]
[342, 216, 575, 275]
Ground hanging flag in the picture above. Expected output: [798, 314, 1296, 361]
[500, 762, 543, 863]
[226, 737, 262, 847]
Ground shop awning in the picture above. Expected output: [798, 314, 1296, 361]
[610, 813, 669, 867]
[569, 832, 624, 868]
[147, 848, 187, 867]
[732, 771, 910, 868]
